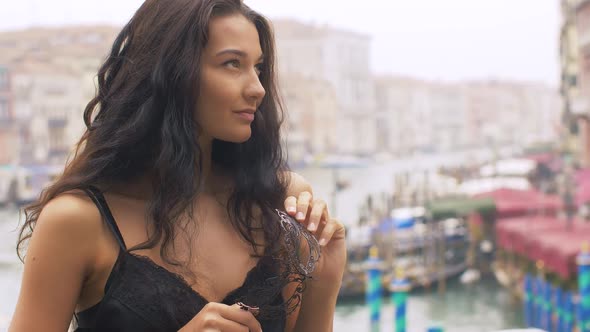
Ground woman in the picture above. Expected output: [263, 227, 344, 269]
[9, 0, 346, 331]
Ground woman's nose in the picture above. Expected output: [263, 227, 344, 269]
[245, 73, 266, 105]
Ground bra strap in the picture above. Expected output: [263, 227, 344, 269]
[83, 185, 127, 250]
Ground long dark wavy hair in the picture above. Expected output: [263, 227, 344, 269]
[17, 0, 289, 275]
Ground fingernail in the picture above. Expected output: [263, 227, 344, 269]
[308, 222, 316, 231]
[295, 212, 305, 220]
[287, 206, 296, 213]
[319, 238, 327, 246]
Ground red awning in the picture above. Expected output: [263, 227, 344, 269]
[495, 216, 567, 255]
[496, 217, 533, 250]
[497, 215, 590, 279]
[475, 188, 562, 219]
[540, 230, 590, 279]
[509, 217, 563, 256]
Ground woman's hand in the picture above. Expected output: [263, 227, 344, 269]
[284, 191, 347, 284]
[178, 303, 261, 332]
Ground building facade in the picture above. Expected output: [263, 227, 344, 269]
[0, 26, 118, 166]
[375, 77, 560, 155]
[374, 77, 434, 155]
[12, 62, 87, 165]
[573, 0, 590, 166]
[0, 66, 17, 164]
[273, 20, 377, 156]
[280, 74, 339, 163]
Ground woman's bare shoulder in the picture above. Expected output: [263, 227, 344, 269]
[34, 190, 104, 245]
[10, 191, 105, 331]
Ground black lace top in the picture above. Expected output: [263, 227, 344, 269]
[74, 186, 291, 332]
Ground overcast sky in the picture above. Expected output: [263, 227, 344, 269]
[1, 0, 560, 86]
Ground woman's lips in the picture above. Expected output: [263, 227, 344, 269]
[234, 111, 255, 122]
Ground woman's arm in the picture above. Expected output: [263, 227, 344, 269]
[292, 280, 341, 331]
[283, 276, 341, 332]
[10, 194, 101, 332]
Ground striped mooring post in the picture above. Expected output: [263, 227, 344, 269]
[524, 273, 534, 327]
[366, 246, 384, 332]
[578, 242, 590, 332]
[533, 261, 546, 329]
[534, 275, 544, 328]
[426, 324, 444, 332]
[390, 267, 411, 332]
[555, 286, 564, 332]
[564, 291, 575, 332]
[542, 280, 553, 331]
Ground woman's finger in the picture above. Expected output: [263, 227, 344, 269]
[307, 199, 328, 233]
[295, 191, 313, 223]
[284, 196, 297, 215]
[218, 304, 261, 332]
[317, 219, 344, 247]
[204, 319, 249, 332]
[202, 320, 248, 332]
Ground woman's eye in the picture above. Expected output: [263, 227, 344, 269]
[255, 64, 263, 76]
[224, 60, 240, 69]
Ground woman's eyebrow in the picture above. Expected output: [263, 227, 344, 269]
[215, 49, 264, 61]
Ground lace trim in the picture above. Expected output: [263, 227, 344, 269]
[128, 253, 263, 303]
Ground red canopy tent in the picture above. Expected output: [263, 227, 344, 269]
[527, 228, 588, 264]
[531, 224, 590, 279]
[496, 215, 590, 279]
[527, 221, 590, 258]
[508, 217, 563, 256]
[496, 217, 533, 250]
[475, 188, 562, 219]
[495, 216, 566, 255]
[538, 231, 590, 279]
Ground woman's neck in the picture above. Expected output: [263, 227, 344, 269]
[108, 136, 230, 200]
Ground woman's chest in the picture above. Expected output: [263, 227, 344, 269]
[101, 192, 268, 298]
[79, 252, 285, 331]
[127, 202, 265, 301]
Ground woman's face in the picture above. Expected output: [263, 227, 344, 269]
[196, 13, 266, 143]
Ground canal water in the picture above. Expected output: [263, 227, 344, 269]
[0, 207, 525, 332]
[333, 277, 524, 332]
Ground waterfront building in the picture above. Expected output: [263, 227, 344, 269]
[273, 19, 377, 156]
[0, 65, 17, 165]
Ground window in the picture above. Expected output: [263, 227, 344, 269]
[570, 74, 578, 87]
[0, 69, 7, 90]
[0, 99, 8, 119]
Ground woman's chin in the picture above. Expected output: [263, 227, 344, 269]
[234, 136, 252, 143]
[220, 129, 252, 143]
